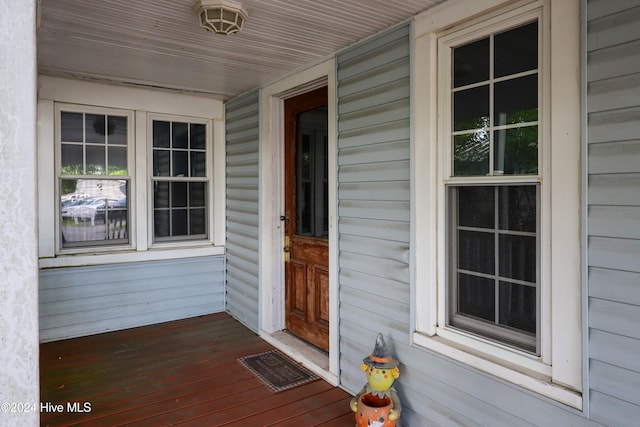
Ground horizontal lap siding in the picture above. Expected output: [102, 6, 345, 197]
[39, 256, 225, 342]
[336, 21, 595, 427]
[587, 0, 640, 424]
[225, 90, 260, 332]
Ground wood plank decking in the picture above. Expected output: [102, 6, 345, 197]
[40, 312, 354, 426]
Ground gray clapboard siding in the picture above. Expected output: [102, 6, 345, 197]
[225, 90, 260, 332]
[336, 19, 597, 427]
[587, 0, 640, 424]
[39, 256, 225, 342]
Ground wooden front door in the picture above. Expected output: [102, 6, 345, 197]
[284, 87, 329, 352]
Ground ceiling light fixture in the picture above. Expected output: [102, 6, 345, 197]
[193, 0, 248, 35]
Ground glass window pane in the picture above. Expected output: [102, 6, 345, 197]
[60, 179, 128, 247]
[453, 133, 489, 176]
[458, 273, 495, 322]
[498, 185, 537, 232]
[495, 22, 538, 78]
[153, 121, 170, 148]
[453, 86, 489, 131]
[154, 210, 170, 238]
[154, 182, 170, 209]
[61, 112, 83, 142]
[453, 37, 490, 87]
[172, 209, 188, 236]
[190, 209, 206, 235]
[457, 186, 494, 229]
[86, 145, 105, 175]
[173, 122, 189, 149]
[458, 230, 495, 275]
[499, 234, 536, 283]
[191, 152, 206, 177]
[85, 114, 106, 144]
[494, 126, 538, 175]
[190, 123, 206, 149]
[494, 75, 538, 126]
[189, 182, 206, 207]
[173, 151, 188, 177]
[108, 146, 127, 175]
[172, 182, 188, 207]
[61, 144, 83, 175]
[107, 116, 127, 145]
[153, 150, 170, 176]
[499, 281, 536, 333]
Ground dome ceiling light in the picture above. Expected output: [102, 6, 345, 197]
[193, 0, 248, 35]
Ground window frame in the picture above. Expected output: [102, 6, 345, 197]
[38, 77, 226, 267]
[412, 0, 582, 408]
[147, 113, 214, 248]
[55, 103, 136, 253]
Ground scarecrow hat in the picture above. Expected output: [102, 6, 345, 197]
[363, 333, 399, 369]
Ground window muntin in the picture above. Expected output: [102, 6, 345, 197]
[59, 110, 130, 248]
[448, 184, 539, 353]
[451, 21, 538, 177]
[152, 120, 208, 242]
[446, 20, 540, 353]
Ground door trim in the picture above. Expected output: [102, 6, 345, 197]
[258, 59, 339, 385]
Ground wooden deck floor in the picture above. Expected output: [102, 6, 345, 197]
[40, 312, 355, 426]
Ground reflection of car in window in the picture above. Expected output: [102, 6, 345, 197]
[61, 198, 127, 225]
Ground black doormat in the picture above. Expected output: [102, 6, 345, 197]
[238, 350, 318, 392]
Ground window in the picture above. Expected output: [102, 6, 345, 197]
[58, 107, 132, 248]
[151, 119, 209, 242]
[446, 20, 540, 354]
[50, 95, 221, 258]
[413, 0, 582, 407]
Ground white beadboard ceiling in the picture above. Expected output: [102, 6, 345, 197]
[37, 0, 443, 100]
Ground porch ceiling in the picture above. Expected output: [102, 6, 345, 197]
[37, 0, 442, 101]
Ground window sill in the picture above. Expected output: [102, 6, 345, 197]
[413, 331, 582, 409]
[39, 244, 224, 269]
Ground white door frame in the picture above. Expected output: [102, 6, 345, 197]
[258, 58, 339, 384]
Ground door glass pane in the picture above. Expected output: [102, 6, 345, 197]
[296, 106, 328, 238]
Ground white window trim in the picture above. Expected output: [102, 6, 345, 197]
[38, 76, 225, 268]
[412, 0, 582, 408]
[146, 113, 215, 249]
[54, 103, 136, 254]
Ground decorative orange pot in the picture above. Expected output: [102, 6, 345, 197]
[355, 393, 396, 427]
